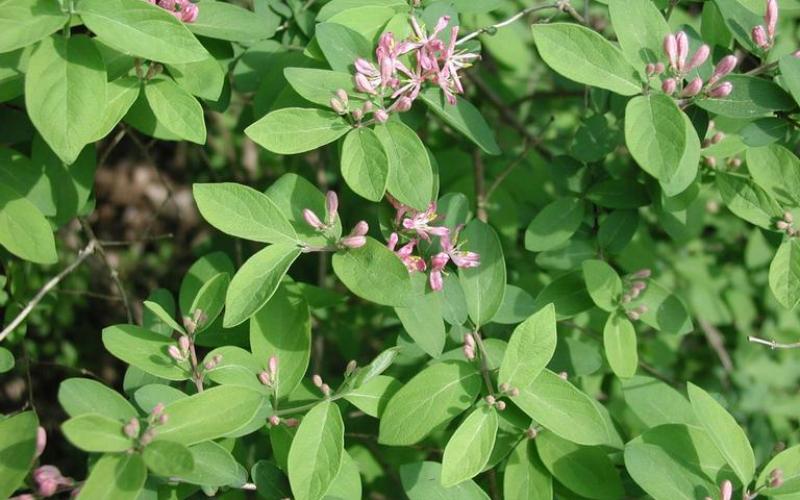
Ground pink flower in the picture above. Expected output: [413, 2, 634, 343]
[388, 235, 426, 272]
[407, 15, 450, 71]
[429, 252, 449, 291]
[441, 228, 480, 268]
[401, 202, 449, 240]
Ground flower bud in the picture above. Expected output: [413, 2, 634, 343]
[258, 371, 271, 386]
[351, 108, 364, 122]
[680, 77, 703, 97]
[168, 345, 184, 362]
[179, 335, 190, 353]
[645, 63, 656, 76]
[766, 0, 778, 39]
[362, 101, 373, 113]
[284, 418, 300, 427]
[35, 427, 46, 458]
[269, 415, 280, 426]
[704, 156, 718, 168]
[303, 208, 325, 230]
[345, 360, 358, 376]
[335, 89, 349, 106]
[152, 403, 165, 418]
[464, 332, 476, 348]
[340, 235, 367, 248]
[321, 383, 331, 396]
[330, 97, 346, 115]
[777, 220, 790, 230]
[354, 58, 373, 75]
[123, 417, 140, 438]
[627, 310, 641, 321]
[525, 427, 538, 439]
[786, 211, 794, 223]
[708, 82, 733, 98]
[686, 44, 710, 71]
[268, 355, 279, 376]
[312, 374, 323, 387]
[203, 359, 216, 371]
[350, 220, 369, 237]
[326, 191, 338, 225]
[752, 25, 769, 49]
[558, 371, 568, 380]
[662, 78, 677, 95]
[633, 269, 652, 279]
[354, 73, 376, 94]
[498, 383, 509, 393]
[395, 96, 413, 112]
[676, 32, 689, 71]
[509, 387, 520, 397]
[770, 468, 784, 488]
[654, 62, 665, 74]
[181, 2, 198, 23]
[374, 109, 389, 123]
[158, 413, 169, 425]
[727, 157, 742, 169]
[721, 480, 733, 500]
[664, 34, 678, 69]
[463, 345, 476, 360]
[709, 55, 738, 86]
[496, 401, 506, 411]
[795, 49, 800, 58]
[485, 395, 496, 405]
[711, 131, 725, 144]
[140, 429, 156, 446]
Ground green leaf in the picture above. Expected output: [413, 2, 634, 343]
[177, 441, 247, 487]
[102, 324, 191, 380]
[532, 270, 594, 319]
[598, 211, 638, 254]
[441, 405, 498, 487]
[25, 35, 106, 164]
[77, 453, 147, 500]
[166, 55, 225, 101]
[624, 94, 687, 183]
[343, 375, 401, 418]
[587, 178, 650, 209]
[224, 242, 302, 328]
[0, 0, 67, 53]
[324, 450, 362, 500]
[340, 128, 389, 202]
[716, 171, 783, 229]
[603, 312, 638, 378]
[193, 182, 297, 244]
[511, 369, 609, 446]
[401, 461, 490, 500]
[712, 0, 762, 52]
[458, 219, 507, 327]
[346, 347, 401, 390]
[88, 76, 140, 142]
[288, 401, 345, 500]
[246, 108, 351, 155]
[143, 300, 186, 334]
[621, 375, 696, 427]
[582, 260, 623, 312]
[769, 238, 800, 309]
[144, 76, 206, 144]
[687, 383, 755, 485]
[524, 198, 585, 252]
[660, 109, 701, 197]
[757, 444, 800, 496]
[179, 252, 235, 314]
[0, 183, 57, 264]
[315, 22, 371, 72]
[374, 120, 434, 211]
[628, 279, 693, 335]
[253, 460, 292, 499]
[58, 378, 139, 420]
[779, 54, 800, 107]
[395, 275, 447, 358]
[265, 172, 343, 247]
[746, 144, 800, 207]
[143, 440, 195, 477]
[189, 272, 229, 332]
[156, 385, 268, 445]
[379, 361, 482, 445]
[531, 23, 641, 96]
[0, 411, 38, 500]
[62, 413, 134, 452]
[503, 440, 552, 500]
[696, 75, 795, 118]
[537, 432, 623, 499]
[133, 384, 187, 413]
[189, 0, 273, 42]
[332, 237, 416, 307]
[0, 347, 13, 373]
[419, 88, 501, 155]
[284, 68, 362, 107]
[608, 0, 670, 73]
[498, 303, 556, 390]
[624, 423, 732, 499]
[77, 0, 210, 64]
[250, 284, 311, 398]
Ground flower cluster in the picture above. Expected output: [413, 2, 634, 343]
[146, 0, 199, 23]
[648, 31, 736, 99]
[385, 196, 480, 292]
[333, 15, 480, 125]
[751, 0, 778, 50]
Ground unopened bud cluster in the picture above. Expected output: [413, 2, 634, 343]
[31, 465, 73, 498]
[751, 0, 778, 50]
[656, 31, 736, 100]
[704, 480, 733, 500]
[258, 355, 279, 388]
[776, 211, 796, 236]
[313, 374, 331, 397]
[621, 269, 651, 304]
[484, 395, 506, 411]
[145, 0, 198, 23]
[769, 468, 784, 488]
[301, 190, 369, 250]
[463, 332, 476, 360]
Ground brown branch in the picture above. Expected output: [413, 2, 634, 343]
[79, 218, 133, 323]
[699, 320, 734, 378]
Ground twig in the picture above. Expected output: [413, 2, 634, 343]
[472, 331, 496, 395]
[98, 128, 126, 166]
[0, 241, 97, 342]
[748, 336, 800, 349]
[457, 3, 560, 45]
[79, 218, 133, 323]
[97, 233, 173, 247]
[699, 320, 734, 378]
[665, 0, 680, 21]
[473, 150, 488, 223]
[746, 60, 779, 76]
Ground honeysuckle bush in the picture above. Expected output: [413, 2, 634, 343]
[3, 0, 800, 498]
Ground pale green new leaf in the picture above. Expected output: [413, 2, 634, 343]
[288, 401, 345, 500]
[0, 0, 67, 53]
[0, 183, 57, 264]
[716, 172, 783, 229]
[332, 237, 416, 307]
[102, 324, 192, 380]
[374, 120, 434, 211]
[608, 0, 670, 72]
[498, 303, 556, 390]
[459, 219, 506, 327]
[77, 454, 146, 500]
[144, 76, 206, 144]
[246, 108, 351, 155]
[603, 312, 638, 378]
[58, 378, 139, 420]
[62, 413, 135, 452]
[441, 405, 498, 487]
[582, 259, 622, 312]
[341, 127, 389, 202]
[503, 440, 552, 500]
[143, 440, 195, 477]
[625, 94, 687, 183]
[224, 242, 301, 327]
